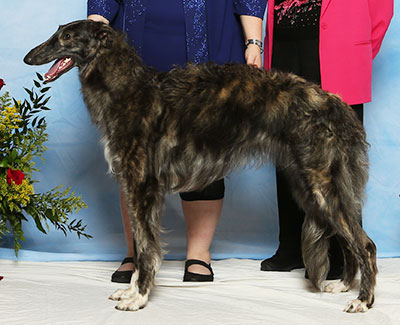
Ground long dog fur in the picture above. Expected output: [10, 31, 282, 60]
[24, 20, 377, 313]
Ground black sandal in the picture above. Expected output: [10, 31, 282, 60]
[111, 257, 134, 283]
[183, 259, 214, 282]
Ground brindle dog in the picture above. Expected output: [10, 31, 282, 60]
[24, 20, 377, 313]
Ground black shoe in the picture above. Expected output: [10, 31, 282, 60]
[111, 257, 134, 283]
[261, 253, 304, 271]
[183, 259, 214, 282]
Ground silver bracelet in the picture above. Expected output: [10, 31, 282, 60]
[245, 39, 263, 54]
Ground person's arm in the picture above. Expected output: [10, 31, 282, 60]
[368, 0, 393, 59]
[234, 0, 267, 68]
[240, 15, 263, 68]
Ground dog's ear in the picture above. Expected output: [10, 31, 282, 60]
[96, 26, 113, 48]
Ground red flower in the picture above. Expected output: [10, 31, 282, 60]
[0, 79, 5, 90]
[7, 168, 25, 185]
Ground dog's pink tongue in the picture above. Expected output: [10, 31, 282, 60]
[45, 57, 73, 81]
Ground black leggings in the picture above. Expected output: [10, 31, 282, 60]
[272, 37, 364, 262]
[179, 178, 225, 201]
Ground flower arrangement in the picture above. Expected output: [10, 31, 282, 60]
[0, 75, 91, 255]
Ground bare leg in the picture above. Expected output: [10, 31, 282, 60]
[116, 193, 222, 277]
[116, 189, 135, 272]
[182, 199, 223, 275]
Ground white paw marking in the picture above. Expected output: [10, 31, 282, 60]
[115, 292, 149, 311]
[129, 270, 139, 286]
[344, 299, 369, 313]
[109, 270, 139, 301]
[109, 285, 139, 301]
[109, 288, 133, 301]
[323, 280, 350, 293]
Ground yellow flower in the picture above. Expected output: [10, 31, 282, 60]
[0, 177, 34, 211]
[0, 105, 22, 139]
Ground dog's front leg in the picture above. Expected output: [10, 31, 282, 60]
[109, 263, 140, 302]
[110, 181, 164, 311]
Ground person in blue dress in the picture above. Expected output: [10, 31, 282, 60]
[87, 0, 266, 283]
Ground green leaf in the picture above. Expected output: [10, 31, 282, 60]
[34, 80, 41, 88]
[36, 94, 45, 103]
[28, 87, 35, 101]
[32, 116, 38, 127]
[10, 150, 18, 161]
[38, 117, 46, 127]
[18, 214, 29, 222]
[40, 87, 51, 93]
[24, 87, 33, 99]
[33, 215, 47, 234]
[12, 98, 20, 108]
[36, 73, 44, 81]
[0, 160, 8, 168]
[45, 209, 59, 222]
[22, 101, 32, 116]
[41, 97, 51, 107]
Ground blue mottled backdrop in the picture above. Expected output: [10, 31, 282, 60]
[0, 0, 399, 261]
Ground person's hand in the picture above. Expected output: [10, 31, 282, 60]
[88, 14, 110, 24]
[245, 44, 262, 68]
[239, 15, 263, 68]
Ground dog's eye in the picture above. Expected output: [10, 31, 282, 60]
[63, 33, 71, 40]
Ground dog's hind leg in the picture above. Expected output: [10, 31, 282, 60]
[301, 197, 376, 312]
[334, 222, 377, 313]
[110, 178, 164, 311]
[326, 162, 376, 311]
[291, 161, 376, 312]
[304, 196, 376, 312]
[332, 235, 358, 289]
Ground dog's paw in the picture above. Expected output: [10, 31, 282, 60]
[109, 288, 128, 301]
[109, 287, 138, 301]
[323, 280, 350, 293]
[344, 299, 369, 313]
[115, 292, 148, 311]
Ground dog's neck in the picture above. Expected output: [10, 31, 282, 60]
[80, 40, 149, 90]
[78, 39, 158, 133]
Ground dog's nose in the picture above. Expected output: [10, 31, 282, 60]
[24, 54, 33, 65]
[23, 50, 37, 65]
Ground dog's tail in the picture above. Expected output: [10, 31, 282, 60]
[299, 95, 370, 290]
[300, 144, 364, 290]
[302, 216, 330, 289]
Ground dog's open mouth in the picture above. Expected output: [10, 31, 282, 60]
[44, 57, 74, 82]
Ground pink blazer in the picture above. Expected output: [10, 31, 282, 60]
[264, 0, 393, 105]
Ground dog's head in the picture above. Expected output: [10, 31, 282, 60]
[24, 20, 115, 82]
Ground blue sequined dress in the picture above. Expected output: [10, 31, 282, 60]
[87, 0, 266, 71]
